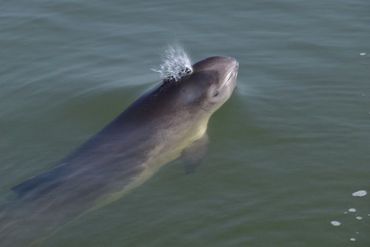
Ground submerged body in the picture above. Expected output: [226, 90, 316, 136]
[0, 55, 238, 246]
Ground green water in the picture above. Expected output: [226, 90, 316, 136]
[1, 0, 369, 246]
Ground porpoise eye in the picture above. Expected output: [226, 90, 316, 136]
[213, 91, 219, 97]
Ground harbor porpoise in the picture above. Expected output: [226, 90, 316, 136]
[0, 51, 239, 246]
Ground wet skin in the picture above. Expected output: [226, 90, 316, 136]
[0, 56, 239, 246]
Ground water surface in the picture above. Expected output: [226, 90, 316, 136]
[1, 0, 369, 246]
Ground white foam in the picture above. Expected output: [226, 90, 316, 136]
[152, 45, 193, 82]
[348, 208, 357, 213]
[352, 190, 367, 197]
[356, 216, 363, 220]
[360, 52, 366, 56]
[350, 238, 356, 242]
[330, 220, 341, 226]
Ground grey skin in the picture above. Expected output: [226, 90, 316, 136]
[0, 56, 238, 246]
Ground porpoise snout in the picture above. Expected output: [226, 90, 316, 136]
[224, 57, 239, 73]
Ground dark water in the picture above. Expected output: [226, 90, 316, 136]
[1, 0, 369, 246]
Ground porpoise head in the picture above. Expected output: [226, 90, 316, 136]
[123, 55, 239, 141]
[162, 56, 239, 117]
[188, 56, 238, 112]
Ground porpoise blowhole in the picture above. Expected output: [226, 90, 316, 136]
[152, 45, 193, 82]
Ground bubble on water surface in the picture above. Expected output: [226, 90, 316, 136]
[348, 208, 357, 213]
[330, 220, 341, 226]
[352, 190, 367, 197]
